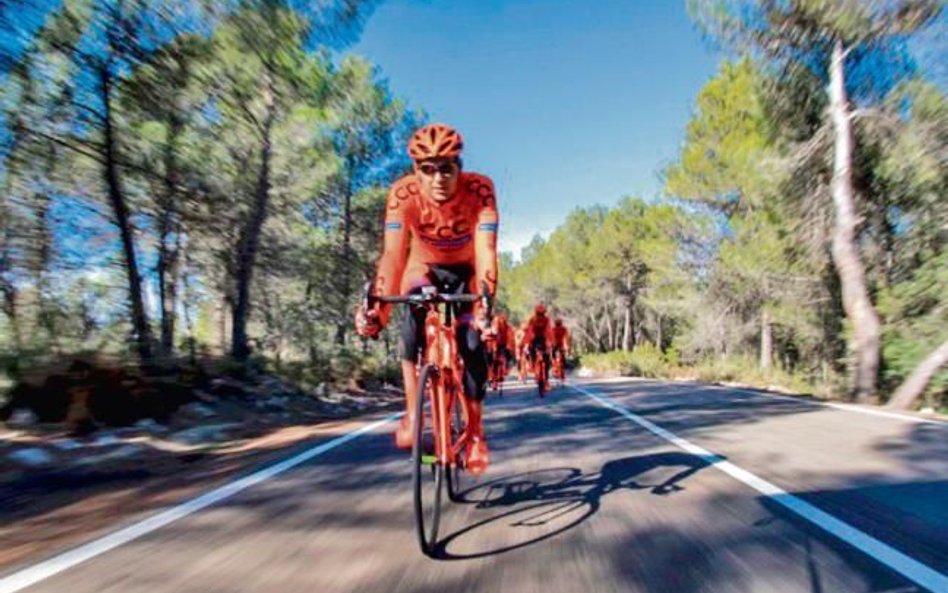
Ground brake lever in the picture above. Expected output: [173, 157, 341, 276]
[480, 280, 494, 325]
[361, 281, 375, 310]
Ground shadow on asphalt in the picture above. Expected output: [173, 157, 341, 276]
[431, 451, 712, 560]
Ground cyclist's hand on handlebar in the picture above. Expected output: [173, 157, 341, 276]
[474, 311, 492, 333]
[355, 304, 383, 339]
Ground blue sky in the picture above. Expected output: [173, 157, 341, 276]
[350, 0, 719, 257]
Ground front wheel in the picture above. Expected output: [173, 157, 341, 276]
[414, 364, 443, 555]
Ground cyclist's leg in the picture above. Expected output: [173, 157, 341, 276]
[456, 317, 490, 473]
[397, 299, 426, 448]
[457, 318, 488, 403]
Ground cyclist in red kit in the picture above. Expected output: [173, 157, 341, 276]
[355, 124, 498, 474]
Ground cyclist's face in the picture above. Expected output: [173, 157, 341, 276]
[415, 159, 459, 202]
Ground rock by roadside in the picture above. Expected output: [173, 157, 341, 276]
[2, 382, 402, 482]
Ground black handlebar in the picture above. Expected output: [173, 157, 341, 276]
[361, 281, 493, 326]
[375, 293, 482, 305]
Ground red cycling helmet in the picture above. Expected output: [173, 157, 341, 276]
[535, 304, 547, 316]
[554, 318, 563, 327]
[407, 124, 464, 161]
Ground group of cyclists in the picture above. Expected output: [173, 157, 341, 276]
[482, 306, 571, 392]
[355, 122, 568, 478]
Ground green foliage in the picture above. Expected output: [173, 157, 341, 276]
[580, 344, 675, 379]
[665, 59, 775, 213]
[0, 1, 414, 388]
[878, 248, 948, 395]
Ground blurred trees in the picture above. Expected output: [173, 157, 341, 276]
[505, 2, 945, 408]
[0, 0, 414, 383]
[1, 0, 944, 410]
[683, 0, 944, 403]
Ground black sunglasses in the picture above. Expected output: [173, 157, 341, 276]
[418, 161, 458, 176]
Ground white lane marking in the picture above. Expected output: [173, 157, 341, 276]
[572, 384, 948, 593]
[0, 412, 403, 593]
[724, 387, 948, 427]
[588, 375, 947, 426]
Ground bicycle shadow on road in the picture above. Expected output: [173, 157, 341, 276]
[432, 451, 713, 560]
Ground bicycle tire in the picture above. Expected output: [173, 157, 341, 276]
[536, 356, 547, 398]
[414, 364, 443, 555]
[496, 354, 505, 397]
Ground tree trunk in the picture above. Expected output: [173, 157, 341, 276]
[622, 303, 632, 352]
[102, 67, 152, 361]
[157, 114, 183, 355]
[886, 340, 948, 410]
[335, 157, 355, 345]
[0, 184, 21, 351]
[218, 294, 231, 355]
[232, 82, 276, 361]
[656, 313, 663, 352]
[588, 310, 603, 352]
[0, 278, 19, 351]
[180, 236, 197, 362]
[828, 40, 881, 403]
[605, 310, 615, 351]
[34, 142, 57, 344]
[760, 310, 773, 369]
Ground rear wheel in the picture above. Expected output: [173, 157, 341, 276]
[414, 364, 443, 555]
[496, 353, 506, 397]
[536, 355, 547, 398]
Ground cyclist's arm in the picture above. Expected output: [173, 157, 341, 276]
[373, 187, 410, 326]
[474, 179, 499, 297]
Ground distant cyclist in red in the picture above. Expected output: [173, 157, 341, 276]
[355, 124, 498, 474]
[514, 322, 529, 381]
[524, 304, 554, 370]
[552, 318, 570, 360]
[490, 313, 514, 366]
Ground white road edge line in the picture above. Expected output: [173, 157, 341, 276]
[571, 384, 948, 593]
[725, 387, 948, 427]
[585, 375, 947, 426]
[0, 412, 403, 593]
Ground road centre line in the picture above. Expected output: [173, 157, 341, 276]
[572, 383, 948, 593]
[0, 412, 403, 593]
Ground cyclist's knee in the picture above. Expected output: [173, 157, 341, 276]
[464, 371, 487, 401]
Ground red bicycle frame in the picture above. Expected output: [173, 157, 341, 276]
[420, 305, 471, 466]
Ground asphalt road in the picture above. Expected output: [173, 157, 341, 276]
[2, 378, 947, 593]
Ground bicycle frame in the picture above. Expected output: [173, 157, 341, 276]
[421, 306, 471, 466]
[372, 287, 486, 467]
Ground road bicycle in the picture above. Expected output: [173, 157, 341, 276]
[369, 286, 490, 555]
[532, 342, 550, 398]
[552, 347, 566, 384]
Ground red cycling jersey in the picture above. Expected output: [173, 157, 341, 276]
[373, 172, 499, 324]
[525, 314, 553, 346]
[552, 325, 570, 351]
[491, 315, 513, 348]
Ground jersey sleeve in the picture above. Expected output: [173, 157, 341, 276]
[474, 178, 499, 297]
[373, 183, 410, 325]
